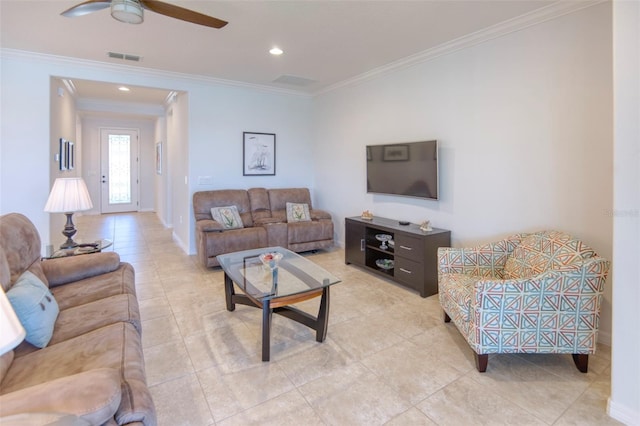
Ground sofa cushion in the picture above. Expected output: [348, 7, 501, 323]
[14, 293, 141, 358]
[0, 214, 42, 287]
[50, 262, 136, 311]
[268, 188, 312, 211]
[0, 322, 155, 425]
[7, 271, 59, 348]
[0, 368, 122, 425]
[503, 231, 597, 279]
[286, 202, 311, 222]
[193, 189, 254, 227]
[211, 206, 244, 229]
[287, 220, 333, 245]
[0, 351, 14, 384]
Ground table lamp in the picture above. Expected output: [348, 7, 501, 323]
[0, 286, 26, 355]
[44, 177, 93, 249]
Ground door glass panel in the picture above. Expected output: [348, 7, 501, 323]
[108, 134, 131, 204]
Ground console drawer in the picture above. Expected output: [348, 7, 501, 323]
[394, 234, 424, 263]
[395, 257, 424, 290]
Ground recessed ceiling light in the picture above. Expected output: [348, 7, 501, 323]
[118, 86, 130, 92]
[269, 47, 283, 56]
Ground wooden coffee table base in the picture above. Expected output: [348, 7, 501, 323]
[224, 273, 330, 361]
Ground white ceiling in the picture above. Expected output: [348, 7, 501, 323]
[1, 0, 559, 103]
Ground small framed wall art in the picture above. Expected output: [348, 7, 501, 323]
[243, 132, 276, 176]
[59, 138, 67, 171]
[156, 142, 162, 175]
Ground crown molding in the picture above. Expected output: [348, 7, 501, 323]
[0, 48, 312, 99]
[1, 1, 605, 100]
[314, 0, 606, 96]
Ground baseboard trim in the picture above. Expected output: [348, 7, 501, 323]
[172, 231, 188, 254]
[598, 330, 612, 346]
[607, 397, 640, 425]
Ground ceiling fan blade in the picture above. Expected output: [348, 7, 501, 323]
[61, 0, 111, 17]
[139, 0, 227, 28]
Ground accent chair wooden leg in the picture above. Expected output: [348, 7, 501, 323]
[444, 311, 451, 323]
[572, 354, 589, 373]
[475, 353, 488, 372]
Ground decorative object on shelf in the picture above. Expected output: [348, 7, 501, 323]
[375, 233, 392, 250]
[375, 259, 394, 270]
[243, 132, 276, 176]
[420, 220, 433, 232]
[361, 210, 373, 220]
[388, 239, 395, 248]
[44, 177, 93, 249]
[0, 286, 26, 355]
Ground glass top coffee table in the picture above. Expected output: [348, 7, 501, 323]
[217, 247, 341, 361]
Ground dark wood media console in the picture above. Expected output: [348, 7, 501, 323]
[345, 216, 451, 297]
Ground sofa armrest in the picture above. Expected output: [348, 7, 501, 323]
[0, 368, 122, 425]
[310, 209, 331, 221]
[438, 233, 528, 278]
[196, 219, 224, 232]
[42, 252, 121, 287]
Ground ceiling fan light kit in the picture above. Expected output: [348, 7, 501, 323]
[111, 0, 143, 24]
[61, 0, 228, 29]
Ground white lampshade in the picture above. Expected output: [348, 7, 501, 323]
[44, 178, 93, 213]
[0, 286, 26, 355]
[111, 0, 144, 24]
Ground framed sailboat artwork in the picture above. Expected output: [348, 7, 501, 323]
[243, 132, 276, 176]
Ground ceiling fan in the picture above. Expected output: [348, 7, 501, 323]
[61, 0, 228, 28]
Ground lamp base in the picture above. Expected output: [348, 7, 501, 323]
[59, 212, 79, 249]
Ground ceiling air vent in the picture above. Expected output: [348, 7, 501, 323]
[107, 51, 142, 62]
[273, 75, 316, 87]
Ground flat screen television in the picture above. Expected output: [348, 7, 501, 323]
[366, 140, 438, 200]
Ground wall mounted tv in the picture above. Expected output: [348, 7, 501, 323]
[366, 140, 438, 200]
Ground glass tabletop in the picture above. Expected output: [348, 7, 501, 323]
[45, 239, 113, 259]
[217, 247, 341, 302]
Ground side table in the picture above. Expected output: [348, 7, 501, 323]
[44, 239, 113, 259]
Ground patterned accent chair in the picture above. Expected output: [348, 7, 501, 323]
[438, 231, 610, 373]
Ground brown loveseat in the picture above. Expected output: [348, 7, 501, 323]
[193, 187, 334, 267]
[0, 213, 156, 425]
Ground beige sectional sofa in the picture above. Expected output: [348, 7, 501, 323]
[193, 187, 334, 268]
[0, 213, 156, 425]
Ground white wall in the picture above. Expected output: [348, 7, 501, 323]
[313, 4, 614, 340]
[48, 77, 80, 247]
[610, 1, 640, 423]
[1, 55, 51, 243]
[80, 116, 157, 214]
[0, 51, 314, 256]
[154, 116, 169, 226]
[185, 84, 314, 252]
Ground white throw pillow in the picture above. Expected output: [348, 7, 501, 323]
[286, 202, 311, 222]
[210, 206, 244, 229]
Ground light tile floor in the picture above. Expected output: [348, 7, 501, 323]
[76, 212, 620, 426]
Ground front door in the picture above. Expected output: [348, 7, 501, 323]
[100, 128, 139, 213]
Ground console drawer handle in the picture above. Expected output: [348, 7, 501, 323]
[399, 268, 412, 274]
[400, 245, 413, 251]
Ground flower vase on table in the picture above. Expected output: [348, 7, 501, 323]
[259, 252, 283, 295]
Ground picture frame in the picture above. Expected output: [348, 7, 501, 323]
[383, 144, 409, 161]
[67, 141, 75, 170]
[156, 142, 162, 175]
[59, 138, 68, 171]
[243, 132, 276, 176]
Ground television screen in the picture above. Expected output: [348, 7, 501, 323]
[366, 140, 438, 200]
